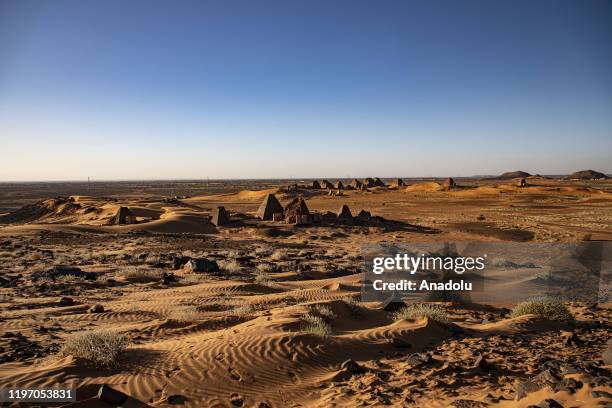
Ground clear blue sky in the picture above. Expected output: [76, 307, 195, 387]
[1, 0, 611, 181]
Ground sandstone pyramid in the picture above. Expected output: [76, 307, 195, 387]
[284, 197, 310, 224]
[256, 194, 284, 221]
[335, 181, 344, 189]
[337, 204, 353, 219]
[374, 177, 386, 187]
[351, 179, 363, 189]
[211, 206, 230, 226]
[112, 206, 136, 225]
[364, 178, 377, 188]
[321, 180, 334, 189]
[311, 180, 322, 189]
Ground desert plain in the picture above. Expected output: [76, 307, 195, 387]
[0, 174, 611, 407]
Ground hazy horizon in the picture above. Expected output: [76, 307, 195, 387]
[1, 0, 611, 181]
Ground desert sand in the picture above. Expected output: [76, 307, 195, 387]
[0, 175, 610, 407]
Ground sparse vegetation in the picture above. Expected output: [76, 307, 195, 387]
[60, 330, 129, 368]
[121, 267, 163, 283]
[270, 249, 290, 261]
[311, 304, 337, 321]
[510, 297, 573, 321]
[232, 304, 255, 317]
[168, 306, 205, 322]
[393, 304, 449, 323]
[301, 314, 331, 337]
[221, 260, 243, 273]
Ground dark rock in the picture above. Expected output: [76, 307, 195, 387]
[97, 385, 127, 405]
[406, 352, 431, 367]
[230, 393, 244, 407]
[535, 399, 564, 408]
[89, 304, 104, 313]
[32, 266, 96, 281]
[340, 359, 365, 374]
[171, 256, 191, 270]
[58, 297, 74, 306]
[472, 354, 489, 370]
[167, 394, 187, 404]
[183, 258, 220, 273]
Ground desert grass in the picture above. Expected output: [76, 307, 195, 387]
[220, 260, 243, 274]
[270, 249, 290, 261]
[121, 267, 163, 283]
[301, 314, 331, 337]
[393, 304, 449, 323]
[510, 296, 573, 321]
[311, 304, 337, 321]
[167, 306, 205, 322]
[60, 330, 129, 368]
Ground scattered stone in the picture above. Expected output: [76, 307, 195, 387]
[230, 393, 244, 407]
[183, 258, 220, 274]
[32, 266, 96, 281]
[340, 359, 365, 374]
[97, 385, 127, 405]
[58, 297, 74, 306]
[406, 353, 431, 367]
[89, 304, 104, 313]
[167, 394, 187, 404]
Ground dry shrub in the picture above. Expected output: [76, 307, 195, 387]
[301, 314, 331, 337]
[60, 330, 128, 368]
[270, 249, 290, 261]
[121, 267, 163, 283]
[510, 297, 573, 321]
[393, 304, 449, 323]
[167, 306, 204, 322]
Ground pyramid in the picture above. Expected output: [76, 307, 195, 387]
[112, 206, 136, 225]
[256, 194, 284, 220]
[446, 178, 456, 187]
[393, 178, 405, 187]
[374, 177, 386, 187]
[335, 181, 344, 189]
[311, 180, 322, 189]
[337, 204, 353, 219]
[351, 179, 363, 189]
[364, 178, 377, 188]
[212, 206, 230, 226]
[284, 197, 310, 224]
[321, 180, 334, 189]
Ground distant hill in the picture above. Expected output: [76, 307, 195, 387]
[498, 171, 531, 179]
[568, 170, 608, 180]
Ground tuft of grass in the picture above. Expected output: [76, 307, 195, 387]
[301, 314, 331, 337]
[311, 304, 337, 321]
[60, 330, 129, 368]
[510, 297, 573, 321]
[270, 249, 290, 261]
[167, 306, 205, 322]
[393, 304, 449, 323]
[121, 267, 163, 283]
[221, 260, 243, 274]
[232, 304, 255, 317]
